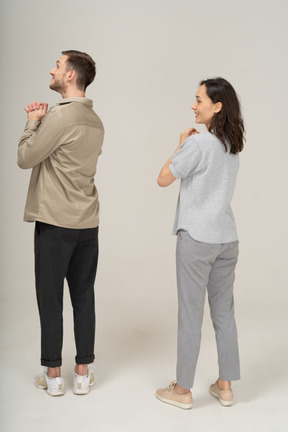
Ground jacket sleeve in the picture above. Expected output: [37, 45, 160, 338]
[17, 107, 64, 169]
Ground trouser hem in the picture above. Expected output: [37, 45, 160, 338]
[75, 354, 95, 365]
[219, 375, 241, 382]
[176, 378, 193, 389]
[41, 358, 62, 368]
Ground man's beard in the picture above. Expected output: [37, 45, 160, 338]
[49, 78, 64, 93]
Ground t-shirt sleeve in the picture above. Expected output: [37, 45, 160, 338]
[169, 136, 202, 179]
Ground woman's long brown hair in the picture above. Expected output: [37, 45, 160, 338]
[200, 78, 245, 154]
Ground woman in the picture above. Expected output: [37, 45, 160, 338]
[156, 78, 245, 409]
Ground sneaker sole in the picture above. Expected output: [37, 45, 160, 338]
[209, 389, 233, 407]
[35, 383, 64, 396]
[73, 388, 89, 395]
[34, 383, 47, 390]
[47, 388, 65, 397]
[155, 393, 193, 409]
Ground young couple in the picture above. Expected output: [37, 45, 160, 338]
[18, 50, 244, 406]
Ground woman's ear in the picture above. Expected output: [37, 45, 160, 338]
[214, 101, 223, 113]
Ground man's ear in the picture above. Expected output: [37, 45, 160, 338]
[214, 101, 222, 113]
[67, 69, 76, 82]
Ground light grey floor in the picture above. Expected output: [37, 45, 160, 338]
[1, 291, 287, 432]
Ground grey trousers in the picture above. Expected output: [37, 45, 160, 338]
[176, 230, 240, 388]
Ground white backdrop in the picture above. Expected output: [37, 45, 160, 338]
[0, 0, 287, 430]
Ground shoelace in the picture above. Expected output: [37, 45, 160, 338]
[168, 381, 177, 391]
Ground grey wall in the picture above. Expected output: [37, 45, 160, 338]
[0, 0, 287, 317]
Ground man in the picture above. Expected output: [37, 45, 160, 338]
[18, 50, 104, 396]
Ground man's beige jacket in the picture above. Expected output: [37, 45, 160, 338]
[18, 97, 104, 229]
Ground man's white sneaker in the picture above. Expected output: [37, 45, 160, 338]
[34, 368, 64, 396]
[73, 365, 95, 395]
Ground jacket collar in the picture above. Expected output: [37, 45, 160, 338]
[57, 97, 93, 107]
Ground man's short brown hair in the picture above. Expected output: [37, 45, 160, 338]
[62, 50, 96, 91]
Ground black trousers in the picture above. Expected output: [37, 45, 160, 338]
[34, 222, 99, 367]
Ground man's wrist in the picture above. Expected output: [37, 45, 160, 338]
[25, 119, 41, 131]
